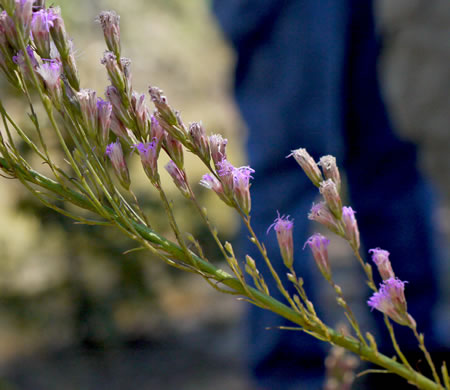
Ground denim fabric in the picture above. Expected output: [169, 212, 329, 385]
[213, 1, 443, 388]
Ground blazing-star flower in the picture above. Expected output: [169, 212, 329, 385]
[268, 213, 294, 268]
[165, 160, 189, 198]
[37, 59, 62, 103]
[368, 277, 415, 327]
[149, 86, 178, 128]
[77, 89, 98, 139]
[288, 148, 323, 187]
[106, 85, 132, 128]
[164, 132, 184, 170]
[14, 0, 33, 44]
[48, 7, 69, 57]
[102, 51, 127, 94]
[369, 248, 395, 281]
[342, 206, 360, 249]
[110, 111, 128, 139]
[216, 159, 234, 194]
[106, 139, 130, 189]
[31, 8, 57, 58]
[96, 10, 121, 55]
[304, 233, 331, 281]
[189, 122, 210, 163]
[232, 165, 254, 215]
[131, 92, 149, 139]
[12, 45, 37, 78]
[199, 173, 233, 207]
[133, 140, 159, 182]
[308, 202, 344, 236]
[209, 133, 227, 168]
[97, 97, 112, 146]
[319, 155, 341, 192]
[150, 115, 164, 142]
[319, 179, 342, 219]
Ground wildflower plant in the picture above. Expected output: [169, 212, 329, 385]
[0, 1, 448, 389]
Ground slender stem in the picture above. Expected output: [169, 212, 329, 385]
[412, 325, 442, 386]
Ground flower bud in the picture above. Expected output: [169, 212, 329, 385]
[102, 51, 126, 93]
[319, 155, 341, 193]
[106, 85, 133, 128]
[148, 86, 178, 128]
[0, 10, 19, 49]
[36, 59, 62, 103]
[165, 160, 189, 198]
[319, 179, 342, 219]
[163, 132, 184, 170]
[150, 115, 164, 143]
[189, 122, 210, 163]
[105, 139, 130, 189]
[12, 45, 37, 79]
[77, 89, 98, 139]
[133, 140, 160, 183]
[49, 7, 70, 58]
[267, 213, 294, 268]
[308, 202, 344, 236]
[369, 248, 395, 281]
[31, 8, 57, 58]
[13, 0, 33, 47]
[288, 148, 323, 187]
[342, 206, 360, 249]
[200, 173, 233, 206]
[96, 10, 121, 56]
[61, 46, 80, 91]
[232, 165, 254, 215]
[209, 133, 227, 168]
[304, 233, 331, 281]
[368, 277, 415, 327]
[97, 97, 112, 147]
[110, 111, 127, 139]
[131, 91, 149, 140]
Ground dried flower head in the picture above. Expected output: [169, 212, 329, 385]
[288, 148, 323, 187]
[96, 10, 121, 56]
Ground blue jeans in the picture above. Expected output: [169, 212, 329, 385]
[213, 0, 445, 388]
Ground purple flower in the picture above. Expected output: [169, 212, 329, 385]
[304, 233, 331, 281]
[165, 160, 189, 198]
[150, 115, 164, 142]
[199, 173, 233, 207]
[216, 159, 234, 193]
[368, 277, 415, 327]
[133, 140, 159, 182]
[232, 165, 254, 215]
[106, 139, 130, 189]
[342, 206, 360, 249]
[268, 212, 294, 268]
[308, 202, 343, 236]
[369, 248, 395, 281]
[31, 8, 57, 58]
[37, 59, 61, 89]
[12, 45, 37, 77]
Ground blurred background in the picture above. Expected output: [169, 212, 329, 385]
[0, 0, 448, 389]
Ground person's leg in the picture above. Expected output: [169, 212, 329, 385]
[343, 1, 446, 385]
[224, 1, 351, 388]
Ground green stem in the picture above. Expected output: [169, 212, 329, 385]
[0, 156, 441, 390]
